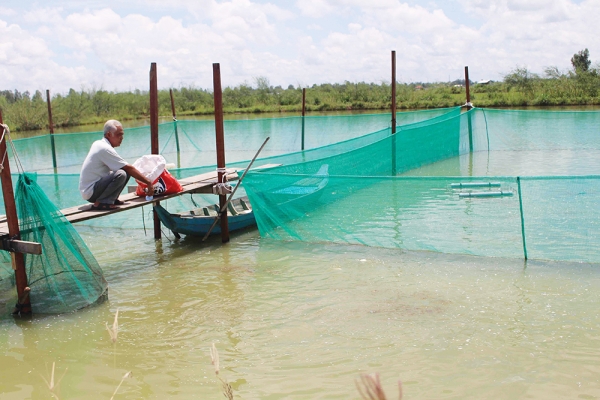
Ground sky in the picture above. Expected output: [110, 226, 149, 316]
[0, 0, 597, 94]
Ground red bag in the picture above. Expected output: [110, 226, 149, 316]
[135, 169, 183, 196]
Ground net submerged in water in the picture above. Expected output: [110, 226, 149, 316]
[0, 173, 107, 314]
[242, 108, 600, 264]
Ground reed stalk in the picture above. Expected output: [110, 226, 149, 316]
[41, 361, 67, 400]
[210, 343, 234, 400]
[110, 371, 132, 400]
[106, 309, 119, 343]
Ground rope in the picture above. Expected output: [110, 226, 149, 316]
[216, 167, 229, 184]
[141, 206, 147, 236]
[0, 123, 25, 174]
[0, 124, 7, 172]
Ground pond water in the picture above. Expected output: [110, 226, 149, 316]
[1, 227, 600, 399]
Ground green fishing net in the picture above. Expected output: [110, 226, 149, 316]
[243, 108, 600, 263]
[0, 173, 107, 313]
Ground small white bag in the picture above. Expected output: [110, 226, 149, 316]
[132, 155, 166, 183]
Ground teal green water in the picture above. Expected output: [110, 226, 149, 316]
[1, 227, 600, 399]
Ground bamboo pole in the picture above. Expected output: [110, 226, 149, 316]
[150, 63, 161, 240]
[212, 63, 229, 243]
[202, 137, 269, 241]
[46, 90, 57, 171]
[169, 89, 181, 167]
[0, 110, 31, 314]
[301, 88, 306, 151]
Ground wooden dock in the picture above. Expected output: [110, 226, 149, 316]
[59, 168, 241, 225]
[0, 168, 239, 234]
[0, 164, 279, 236]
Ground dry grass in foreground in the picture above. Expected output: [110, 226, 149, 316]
[356, 372, 403, 400]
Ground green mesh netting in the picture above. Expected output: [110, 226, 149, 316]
[0, 108, 453, 311]
[9, 108, 454, 174]
[0, 173, 107, 313]
[242, 108, 600, 264]
[3, 106, 596, 266]
[0, 108, 455, 229]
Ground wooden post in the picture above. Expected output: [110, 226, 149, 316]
[169, 89, 181, 167]
[391, 50, 397, 175]
[464, 66, 472, 109]
[213, 63, 229, 243]
[0, 110, 31, 314]
[301, 88, 306, 151]
[464, 66, 474, 153]
[46, 90, 57, 171]
[391, 51, 397, 134]
[150, 63, 161, 240]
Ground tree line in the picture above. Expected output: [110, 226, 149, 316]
[1, 49, 598, 132]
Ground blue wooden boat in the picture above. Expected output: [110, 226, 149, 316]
[153, 196, 256, 237]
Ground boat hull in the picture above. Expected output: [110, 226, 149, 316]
[154, 197, 256, 236]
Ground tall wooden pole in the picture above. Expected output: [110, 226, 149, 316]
[0, 110, 31, 314]
[391, 50, 397, 134]
[169, 89, 181, 166]
[301, 88, 306, 151]
[391, 50, 397, 175]
[464, 66, 472, 109]
[150, 63, 161, 239]
[464, 66, 474, 154]
[46, 90, 57, 171]
[213, 63, 229, 243]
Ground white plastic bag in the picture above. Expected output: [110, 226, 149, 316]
[132, 155, 166, 183]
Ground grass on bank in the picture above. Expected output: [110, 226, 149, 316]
[1, 63, 599, 132]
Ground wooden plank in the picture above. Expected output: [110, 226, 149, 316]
[0, 169, 238, 233]
[3, 240, 43, 255]
[64, 179, 230, 224]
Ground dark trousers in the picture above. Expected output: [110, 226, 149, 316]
[88, 169, 130, 204]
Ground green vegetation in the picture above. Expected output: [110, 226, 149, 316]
[1, 49, 599, 132]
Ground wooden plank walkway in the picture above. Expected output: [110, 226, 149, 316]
[0, 163, 280, 235]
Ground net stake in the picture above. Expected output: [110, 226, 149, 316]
[0, 111, 31, 314]
[149, 63, 161, 240]
[46, 89, 57, 171]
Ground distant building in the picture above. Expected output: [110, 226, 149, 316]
[476, 80, 492, 85]
[415, 85, 424, 90]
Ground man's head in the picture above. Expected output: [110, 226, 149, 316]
[104, 120, 124, 148]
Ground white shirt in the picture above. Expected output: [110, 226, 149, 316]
[79, 137, 128, 200]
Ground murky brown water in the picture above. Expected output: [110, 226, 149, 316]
[1, 226, 600, 399]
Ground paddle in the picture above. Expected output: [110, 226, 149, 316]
[202, 136, 270, 241]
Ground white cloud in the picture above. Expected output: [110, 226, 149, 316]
[1, 0, 599, 93]
[295, 0, 337, 18]
[0, 7, 17, 17]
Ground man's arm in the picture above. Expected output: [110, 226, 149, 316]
[122, 164, 155, 196]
